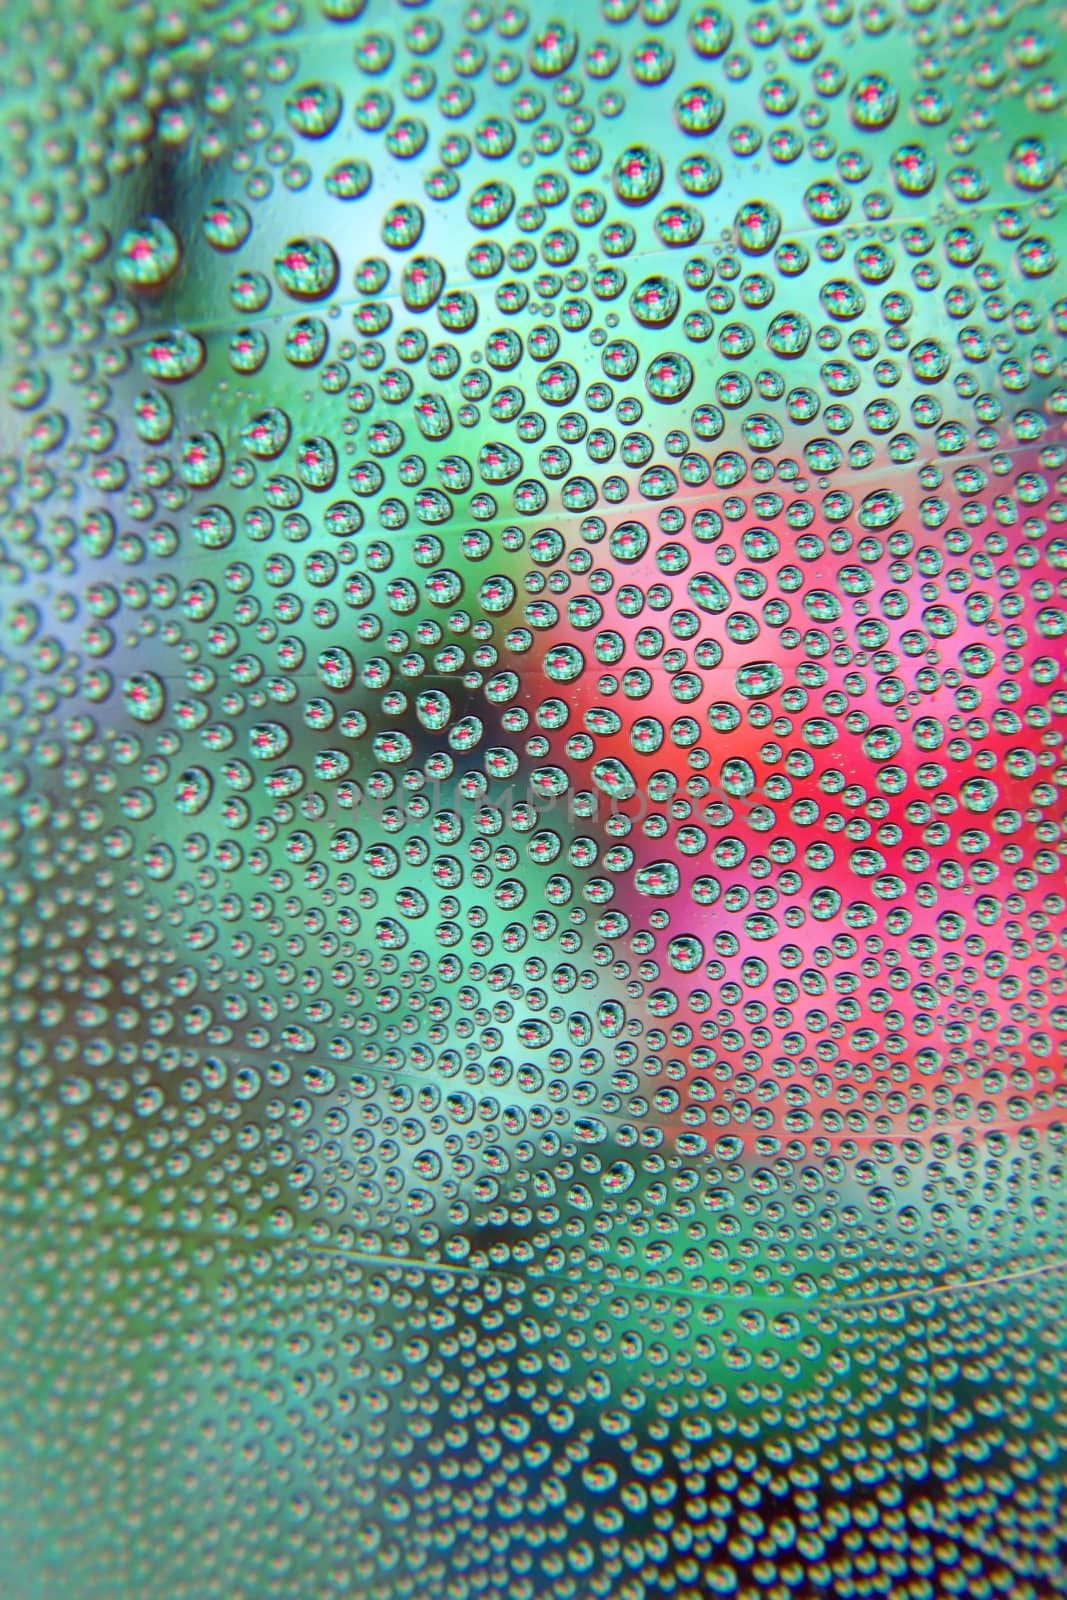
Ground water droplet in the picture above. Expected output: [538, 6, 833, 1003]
[286, 81, 342, 139]
[115, 217, 181, 288]
[274, 237, 339, 299]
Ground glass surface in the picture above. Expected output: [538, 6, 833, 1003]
[0, 1, 1065, 1596]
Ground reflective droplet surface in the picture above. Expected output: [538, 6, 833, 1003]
[285, 81, 342, 139]
[612, 145, 664, 206]
[114, 217, 181, 288]
[274, 237, 339, 299]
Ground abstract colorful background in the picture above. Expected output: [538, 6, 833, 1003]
[0, 0, 1065, 1596]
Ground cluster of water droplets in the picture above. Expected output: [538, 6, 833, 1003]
[0, 1, 1065, 1598]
